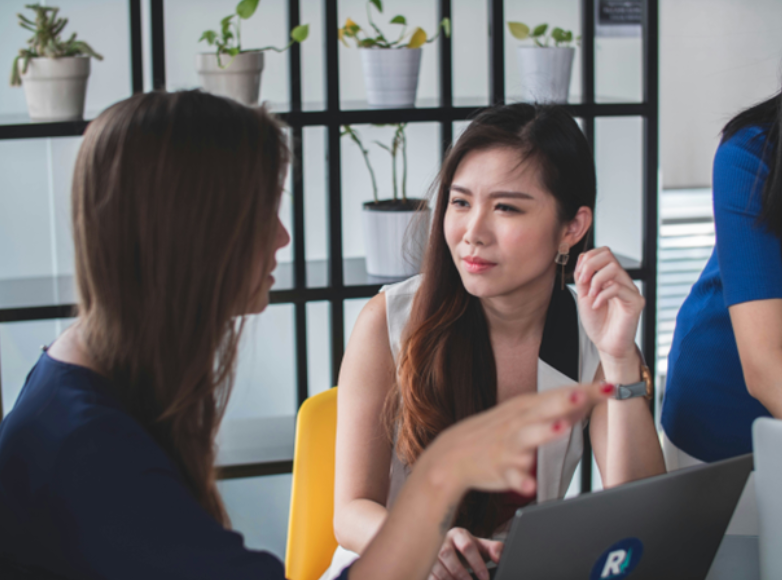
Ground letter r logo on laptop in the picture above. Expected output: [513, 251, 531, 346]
[590, 538, 644, 580]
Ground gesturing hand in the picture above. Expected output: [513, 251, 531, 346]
[574, 247, 644, 362]
[428, 528, 502, 580]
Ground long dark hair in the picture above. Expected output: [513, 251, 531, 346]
[72, 91, 289, 526]
[389, 103, 596, 536]
[722, 90, 782, 239]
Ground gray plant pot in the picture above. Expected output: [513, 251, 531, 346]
[359, 48, 422, 108]
[515, 46, 575, 103]
[196, 51, 265, 106]
[19, 56, 91, 121]
[362, 199, 430, 277]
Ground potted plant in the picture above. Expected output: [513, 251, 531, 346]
[342, 124, 430, 278]
[198, 0, 309, 106]
[339, 0, 450, 108]
[10, 4, 103, 122]
[507, 21, 578, 103]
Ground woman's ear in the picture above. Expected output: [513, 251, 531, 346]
[561, 206, 593, 248]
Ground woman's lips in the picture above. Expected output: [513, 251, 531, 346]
[463, 256, 497, 274]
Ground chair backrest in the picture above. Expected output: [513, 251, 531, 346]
[285, 387, 339, 580]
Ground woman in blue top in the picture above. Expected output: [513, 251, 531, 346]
[662, 89, 782, 463]
[0, 90, 613, 580]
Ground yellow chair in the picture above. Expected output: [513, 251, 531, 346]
[286, 387, 339, 580]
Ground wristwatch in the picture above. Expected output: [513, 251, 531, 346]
[614, 364, 653, 401]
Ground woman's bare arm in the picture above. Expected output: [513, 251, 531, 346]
[729, 299, 782, 417]
[333, 292, 397, 553]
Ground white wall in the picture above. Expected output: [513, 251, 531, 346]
[660, 0, 782, 188]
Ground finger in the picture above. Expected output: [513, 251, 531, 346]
[429, 561, 451, 580]
[474, 538, 505, 564]
[439, 545, 472, 580]
[575, 247, 613, 284]
[452, 531, 490, 580]
[592, 281, 642, 310]
[587, 262, 633, 299]
[514, 382, 613, 425]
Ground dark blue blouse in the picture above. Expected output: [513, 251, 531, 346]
[0, 352, 351, 580]
[662, 125, 780, 462]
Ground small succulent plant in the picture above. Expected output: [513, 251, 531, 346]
[339, 0, 450, 50]
[507, 22, 578, 47]
[342, 124, 408, 204]
[10, 3, 103, 87]
[199, 0, 309, 68]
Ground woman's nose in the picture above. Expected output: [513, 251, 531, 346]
[463, 210, 490, 246]
[276, 217, 291, 250]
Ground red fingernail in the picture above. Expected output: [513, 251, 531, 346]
[570, 391, 583, 404]
[552, 420, 564, 432]
[600, 383, 615, 395]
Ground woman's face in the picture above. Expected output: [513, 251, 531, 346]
[444, 146, 573, 300]
[248, 213, 291, 314]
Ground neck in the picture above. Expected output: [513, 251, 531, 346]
[479, 271, 556, 344]
[46, 317, 104, 375]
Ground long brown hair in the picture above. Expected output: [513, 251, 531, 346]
[71, 90, 289, 526]
[390, 103, 596, 536]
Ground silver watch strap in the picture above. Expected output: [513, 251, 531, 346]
[615, 380, 647, 400]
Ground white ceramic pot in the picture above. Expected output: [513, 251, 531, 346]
[515, 46, 575, 104]
[362, 199, 430, 277]
[196, 51, 264, 106]
[359, 48, 422, 108]
[18, 56, 90, 122]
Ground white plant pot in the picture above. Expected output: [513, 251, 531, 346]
[196, 51, 264, 106]
[362, 200, 430, 278]
[515, 46, 575, 104]
[359, 48, 422, 108]
[18, 56, 91, 122]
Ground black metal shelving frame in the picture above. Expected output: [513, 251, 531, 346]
[0, 0, 659, 490]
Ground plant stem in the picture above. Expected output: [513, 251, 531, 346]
[401, 125, 408, 203]
[345, 126, 379, 203]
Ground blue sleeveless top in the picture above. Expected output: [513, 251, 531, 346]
[662, 126, 781, 462]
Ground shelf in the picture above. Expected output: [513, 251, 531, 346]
[0, 101, 650, 141]
[0, 254, 644, 324]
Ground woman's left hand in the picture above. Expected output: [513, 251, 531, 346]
[574, 247, 644, 362]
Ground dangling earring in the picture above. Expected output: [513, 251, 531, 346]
[554, 245, 570, 290]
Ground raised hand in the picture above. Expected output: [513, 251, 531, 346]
[574, 247, 644, 363]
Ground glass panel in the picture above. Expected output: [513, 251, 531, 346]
[595, 0, 643, 103]
[0, 137, 81, 282]
[452, 0, 489, 107]
[218, 473, 292, 559]
[301, 0, 326, 111]
[594, 116, 644, 267]
[504, 0, 582, 104]
[306, 301, 332, 396]
[0, 318, 76, 416]
[340, 122, 439, 281]
[303, 126, 328, 287]
[338, 0, 440, 109]
[0, 0, 131, 120]
[163, 0, 290, 108]
[344, 298, 370, 346]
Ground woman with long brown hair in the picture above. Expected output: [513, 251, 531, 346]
[328, 103, 666, 580]
[0, 91, 613, 580]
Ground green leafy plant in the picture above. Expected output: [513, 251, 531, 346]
[341, 123, 409, 204]
[507, 22, 578, 47]
[339, 0, 450, 49]
[10, 4, 103, 87]
[199, 0, 309, 68]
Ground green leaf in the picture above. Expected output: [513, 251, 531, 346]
[532, 23, 548, 37]
[407, 27, 427, 48]
[551, 27, 566, 42]
[390, 15, 406, 25]
[290, 23, 309, 43]
[441, 17, 451, 37]
[358, 38, 378, 47]
[369, 0, 383, 13]
[199, 30, 218, 44]
[507, 21, 529, 40]
[221, 15, 235, 28]
[236, 0, 259, 19]
[226, 47, 241, 57]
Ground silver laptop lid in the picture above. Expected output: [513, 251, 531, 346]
[753, 417, 782, 580]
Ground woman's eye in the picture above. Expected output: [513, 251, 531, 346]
[450, 198, 469, 208]
[496, 203, 520, 213]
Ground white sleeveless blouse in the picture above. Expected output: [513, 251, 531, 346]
[320, 275, 601, 580]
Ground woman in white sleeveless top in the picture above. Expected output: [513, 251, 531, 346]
[324, 104, 665, 580]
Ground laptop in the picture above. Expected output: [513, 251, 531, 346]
[486, 453, 753, 580]
[753, 417, 782, 579]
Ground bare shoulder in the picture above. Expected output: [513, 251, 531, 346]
[339, 292, 394, 392]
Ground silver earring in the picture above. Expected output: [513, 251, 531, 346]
[555, 246, 569, 290]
